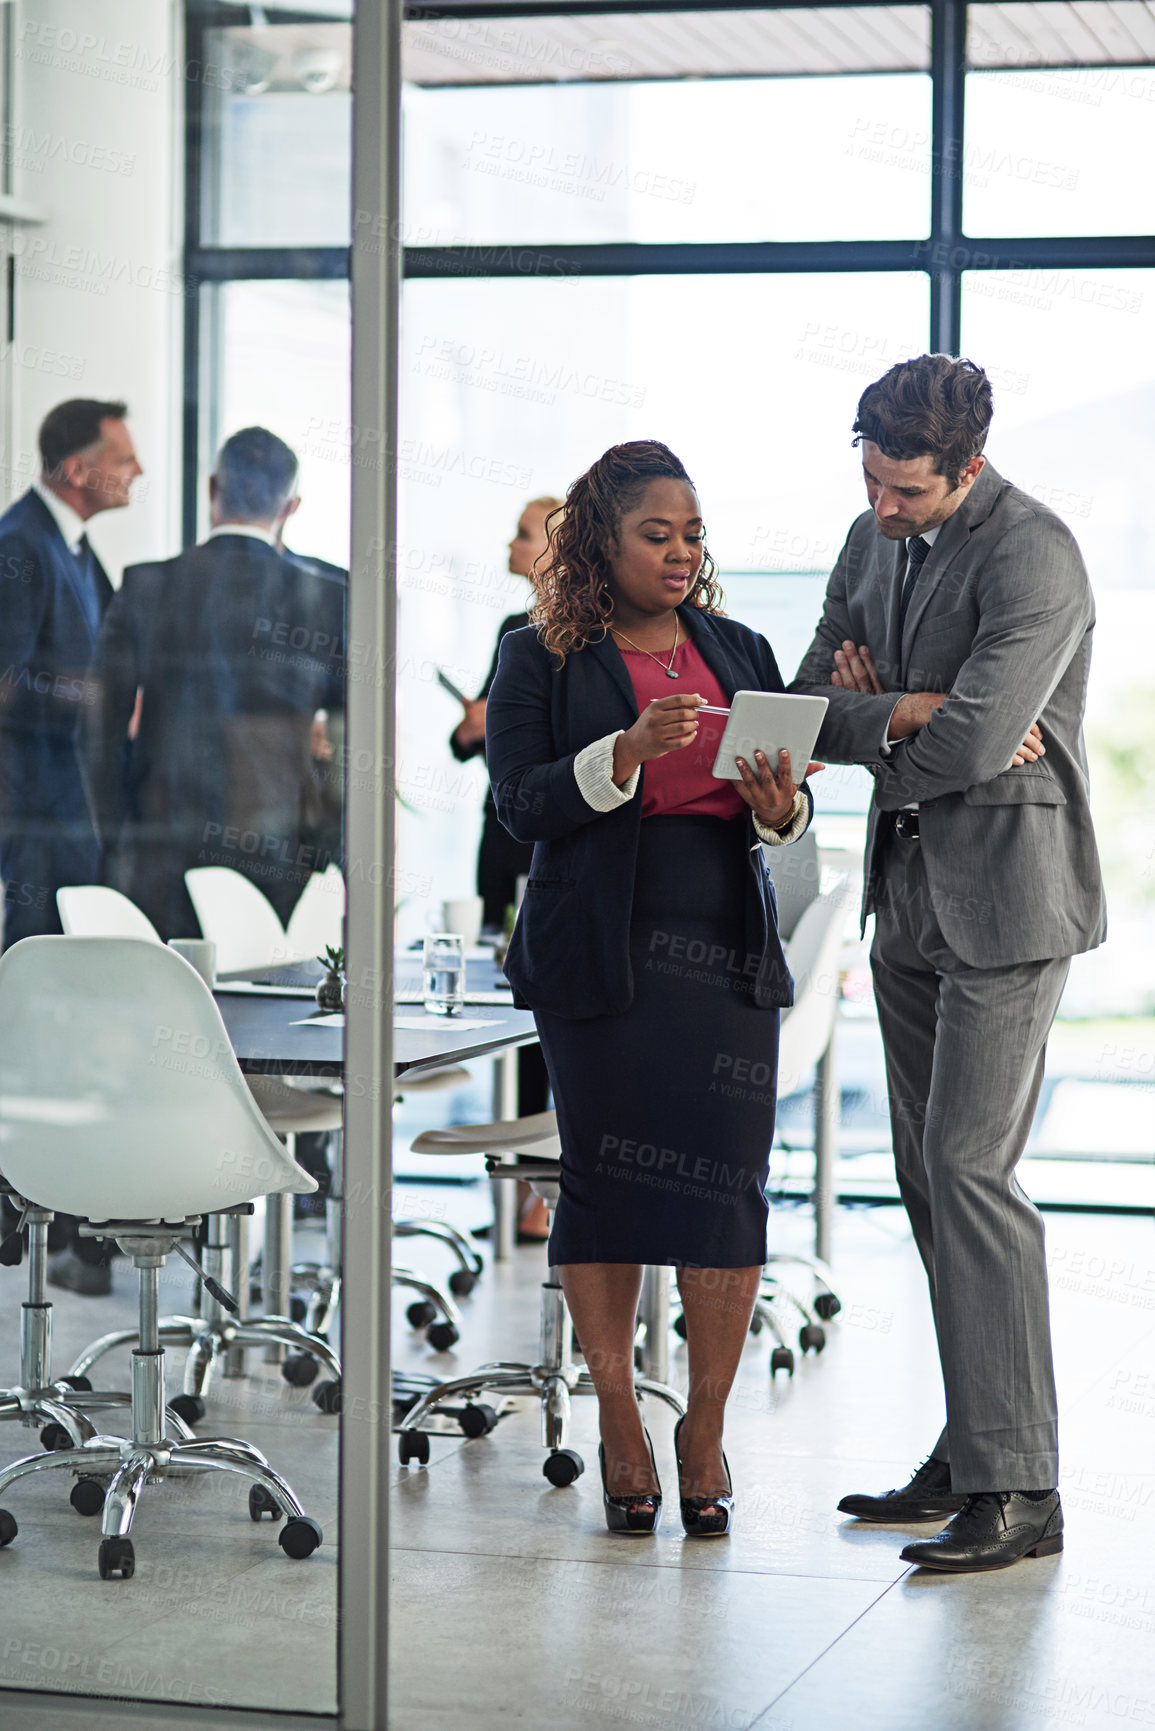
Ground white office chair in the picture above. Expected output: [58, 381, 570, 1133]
[53, 887, 345, 1403]
[754, 883, 854, 1368]
[185, 866, 293, 974]
[57, 885, 160, 942]
[397, 1111, 684, 1482]
[285, 862, 345, 959]
[0, 936, 324, 1579]
[69, 1072, 344, 1417]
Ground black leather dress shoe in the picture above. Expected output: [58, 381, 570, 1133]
[900, 1490, 1063, 1572]
[838, 1454, 966, 1523]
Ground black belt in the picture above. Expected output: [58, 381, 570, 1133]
[893, 810, 920, 841]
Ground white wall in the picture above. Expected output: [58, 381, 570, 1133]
[8, 0, 182, 581]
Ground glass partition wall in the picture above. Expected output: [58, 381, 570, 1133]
[1, 0, 1152, 1725]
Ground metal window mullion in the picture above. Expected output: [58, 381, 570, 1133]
[929, 0, 965, 355]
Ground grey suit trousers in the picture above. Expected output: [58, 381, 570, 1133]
[870, 826, 1069, 1491]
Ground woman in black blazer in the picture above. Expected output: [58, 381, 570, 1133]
[486, 441, 816, 1538]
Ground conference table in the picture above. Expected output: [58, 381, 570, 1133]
[214, 951, 538, 1266]
[212, 951, 674, 1388]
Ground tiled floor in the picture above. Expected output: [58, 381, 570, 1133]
[1, 1192, 1152, 1729]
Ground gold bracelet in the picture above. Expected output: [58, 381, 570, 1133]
[771, 792, 802, 834]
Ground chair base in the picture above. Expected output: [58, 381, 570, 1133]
[0, 1385, 195, 1447]
[0, 1431, 321, 1577]
[67, 1315, 342, 1407]
[0, 1236, 324, 1579]
[396, 1267, 685, 1479]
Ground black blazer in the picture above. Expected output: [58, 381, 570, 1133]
[0, 490, 113, 829]
[80, 534, 345, 933]
[486, 605, 812, 1019]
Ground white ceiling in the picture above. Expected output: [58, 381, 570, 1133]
[212, 5, 1155, 90]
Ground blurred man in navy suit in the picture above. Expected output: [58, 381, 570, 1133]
[0, 399, 141, 947]
[82, 427, 345, 940]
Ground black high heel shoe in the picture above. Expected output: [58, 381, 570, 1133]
[673, 1415, 734, 1539]
[598, 1429, 662, 1535]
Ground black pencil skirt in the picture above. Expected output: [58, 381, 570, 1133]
[536, 814, 780, 1268]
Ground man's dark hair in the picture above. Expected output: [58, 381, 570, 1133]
[853, 355, 993, 489]
[38, 399, 128, 476]
[214, 426, 299, 522]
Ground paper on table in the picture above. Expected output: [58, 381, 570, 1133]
[290, 1012, 345, 1026]
[393, 1014, 499, 1032]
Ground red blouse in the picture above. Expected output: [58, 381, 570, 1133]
[619, 637, 747, 820]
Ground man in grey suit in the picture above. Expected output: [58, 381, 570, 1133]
[791, 354, 1105, 1571]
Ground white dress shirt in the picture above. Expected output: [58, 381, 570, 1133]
[32, 480, 88, 554]
[206, 522, 276, 546]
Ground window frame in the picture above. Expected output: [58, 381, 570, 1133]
[182, 0, 1155, 545]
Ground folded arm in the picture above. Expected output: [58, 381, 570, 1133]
[789, 531, 899, 763]
[870, 518, 1090, 808]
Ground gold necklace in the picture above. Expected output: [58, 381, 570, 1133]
[610, 613, 681, 679]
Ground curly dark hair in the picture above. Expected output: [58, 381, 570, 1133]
[532, 440, 724, 665]
[853, 354, 993, 490]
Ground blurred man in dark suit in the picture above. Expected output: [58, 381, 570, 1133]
[0, 398, 141, 947]
[82, 426, 345, 940]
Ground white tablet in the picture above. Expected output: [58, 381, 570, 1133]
[710, 691, 829, 785]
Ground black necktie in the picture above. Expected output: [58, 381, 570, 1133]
[899, 535, 931, 632]
[74, 534, 102, 637]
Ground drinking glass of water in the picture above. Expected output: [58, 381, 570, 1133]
[423, 933, 465, 1016]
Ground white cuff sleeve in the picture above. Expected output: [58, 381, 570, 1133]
[574, 731, 639, 812]
[880, 708, 898, 758]
[753, 790, 809, 847]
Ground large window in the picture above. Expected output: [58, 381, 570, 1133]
[188, 1, 1155, 1192]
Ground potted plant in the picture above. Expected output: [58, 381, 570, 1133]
[316, 944, 346, 1011]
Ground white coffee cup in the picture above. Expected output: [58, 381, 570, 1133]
[441, 896, 484, 949]
[168, 938, 217, 989]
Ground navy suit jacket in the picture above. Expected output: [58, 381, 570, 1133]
[0, 489, 112, 831]
[486, 605, 811, 1019]
[80, 534, 346, 935]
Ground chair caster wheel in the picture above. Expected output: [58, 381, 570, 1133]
[407, 1300, 437, 1329]
[169, 1393, 206, 1425]
[799, 1324, 825, 1353]
[40, 1423, 74, 1452]
[70, 1478, 106, 1517]
[399, 1430, 430, 1466]
[278, 1516, 322, 1559]
[770, 1346, 795, 1376]
[0, 1509, 17, 1547]
[59, 1374, 93, 1393]
[426, 1321, 459, 1352]
[673, 1313, 688, 1340]
[282, 1352, 319, 1387]
[98, 1536, 135, 1579]
[543, 1448, 584, 1487]
[448, 1269, 477, 1298]
[312, 1379, 342, 1415]
[748, 1312, 765, 1336]
[458, 1403, 498, 1439]
[249, 1484, 282, 1522]
[290, 1296, 309, 1324]
[814, 1292, 841, 1320]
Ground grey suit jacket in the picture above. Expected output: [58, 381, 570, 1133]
[790, 460, 1106, 967]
